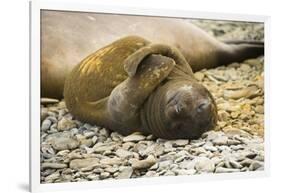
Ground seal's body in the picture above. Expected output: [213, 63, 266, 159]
[42, 11, 264, 99]
[64, 36, 217, 139]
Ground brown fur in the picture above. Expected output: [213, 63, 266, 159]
[41, 10, 263, 99]
[64, 36, 218, 139]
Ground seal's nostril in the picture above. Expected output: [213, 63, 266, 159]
[197, 100, 210, 113]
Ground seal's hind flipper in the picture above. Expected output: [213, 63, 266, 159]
[225, 40, 264, 59]
[217, 40, 264, 66]
[223, 40, 264, 46]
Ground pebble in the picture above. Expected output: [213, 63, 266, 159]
[179, 160, 195, 170]
[100, 157, 122, 165]
[42, 162, 68, 169]
[223, 127, 251, 138]
[229, 160, 243, 169]
[223, 86, 260, 99]
[92, 143, 117, 153]
[244, 59, 261, 66]
[68, 151, 82, 160]
[56, 149, 70, 156]
[87, 174, 99, 180]
[203, 144, 218, 152]
[227, 139, 242, 145]
[117, 167, 133, 179]
[153, 144, 165, 156]
[158, 160, 172, 170]
[41, 98, 59, 105]
[175, 156, 186, 163]
[41, 119, 52, 131]
[104, 167, 119, 173]
[213, 136, 228, 145]
[138, 144, 164, 157]
[164, 171, 175, 176]
[99, 128, 109, 137]
[191, 141, 205, 147]
[145, 171, 159, 177]
[194, 72, 205, 81]
[91, 136, 98, 145]
[79, 138, 93, 147]
[69, 158, 99, 169]
[175, 169, 197, 175]
[100, 172, 110, 179]
[194, 157, 215, 173]
[93, 168, 104, 174]
[217, 103, 240, 112]
[171, 139, 189, 147]
[81, 166, 97, 172]
[131, 155, 156, 169]
[121, 142, 134, 151]
[41, 108, 49, 122]
[84, 131, 96, 138]
[51, 137, 79, 151]
[215, 167, 241, 173]
[255, 105, 264, 114]
[218, 110, 229, 122]
[45, 172, 60, 182]
[240, 64, 251, 72]
[249, 161, 263, 171]
[115, 149, 133, 159]
[149, 163, 158, 170]
[122, 133, 146, 142]
[57, 117, 76, 131]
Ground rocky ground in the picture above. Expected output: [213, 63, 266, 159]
[190, 19, 264, 41]
[40, 20, 264, 183]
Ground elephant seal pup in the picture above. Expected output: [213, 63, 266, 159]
[64, 36, 217, 139]
[42, 10, 264, 99]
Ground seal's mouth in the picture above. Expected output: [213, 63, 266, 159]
[140, 80, 218, 139]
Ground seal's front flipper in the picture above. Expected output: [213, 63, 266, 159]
[108, 54, 176, 129]
[124, 44, 193, 77]
[80, 97, 133, 135]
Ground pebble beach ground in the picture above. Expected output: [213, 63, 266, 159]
[40, 20, 264, 183]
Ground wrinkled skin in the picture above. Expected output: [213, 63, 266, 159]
[141, 80, 217, 139]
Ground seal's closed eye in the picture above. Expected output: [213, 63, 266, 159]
[196, 100, 210, 113]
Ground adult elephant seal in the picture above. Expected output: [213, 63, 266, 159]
[64, 36, 218, 139]
[42, 10, 264, 99]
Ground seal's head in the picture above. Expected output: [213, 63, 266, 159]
[141, 80, 218, 139]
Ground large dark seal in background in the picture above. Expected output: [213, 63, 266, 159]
[64, 36, 218, 139]
[41, 11, 264, 99]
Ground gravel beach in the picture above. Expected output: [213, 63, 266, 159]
[40, 20, 264, 183]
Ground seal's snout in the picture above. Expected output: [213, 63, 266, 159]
[161, 82, 218, 139]
[193, 98, 216, 133]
